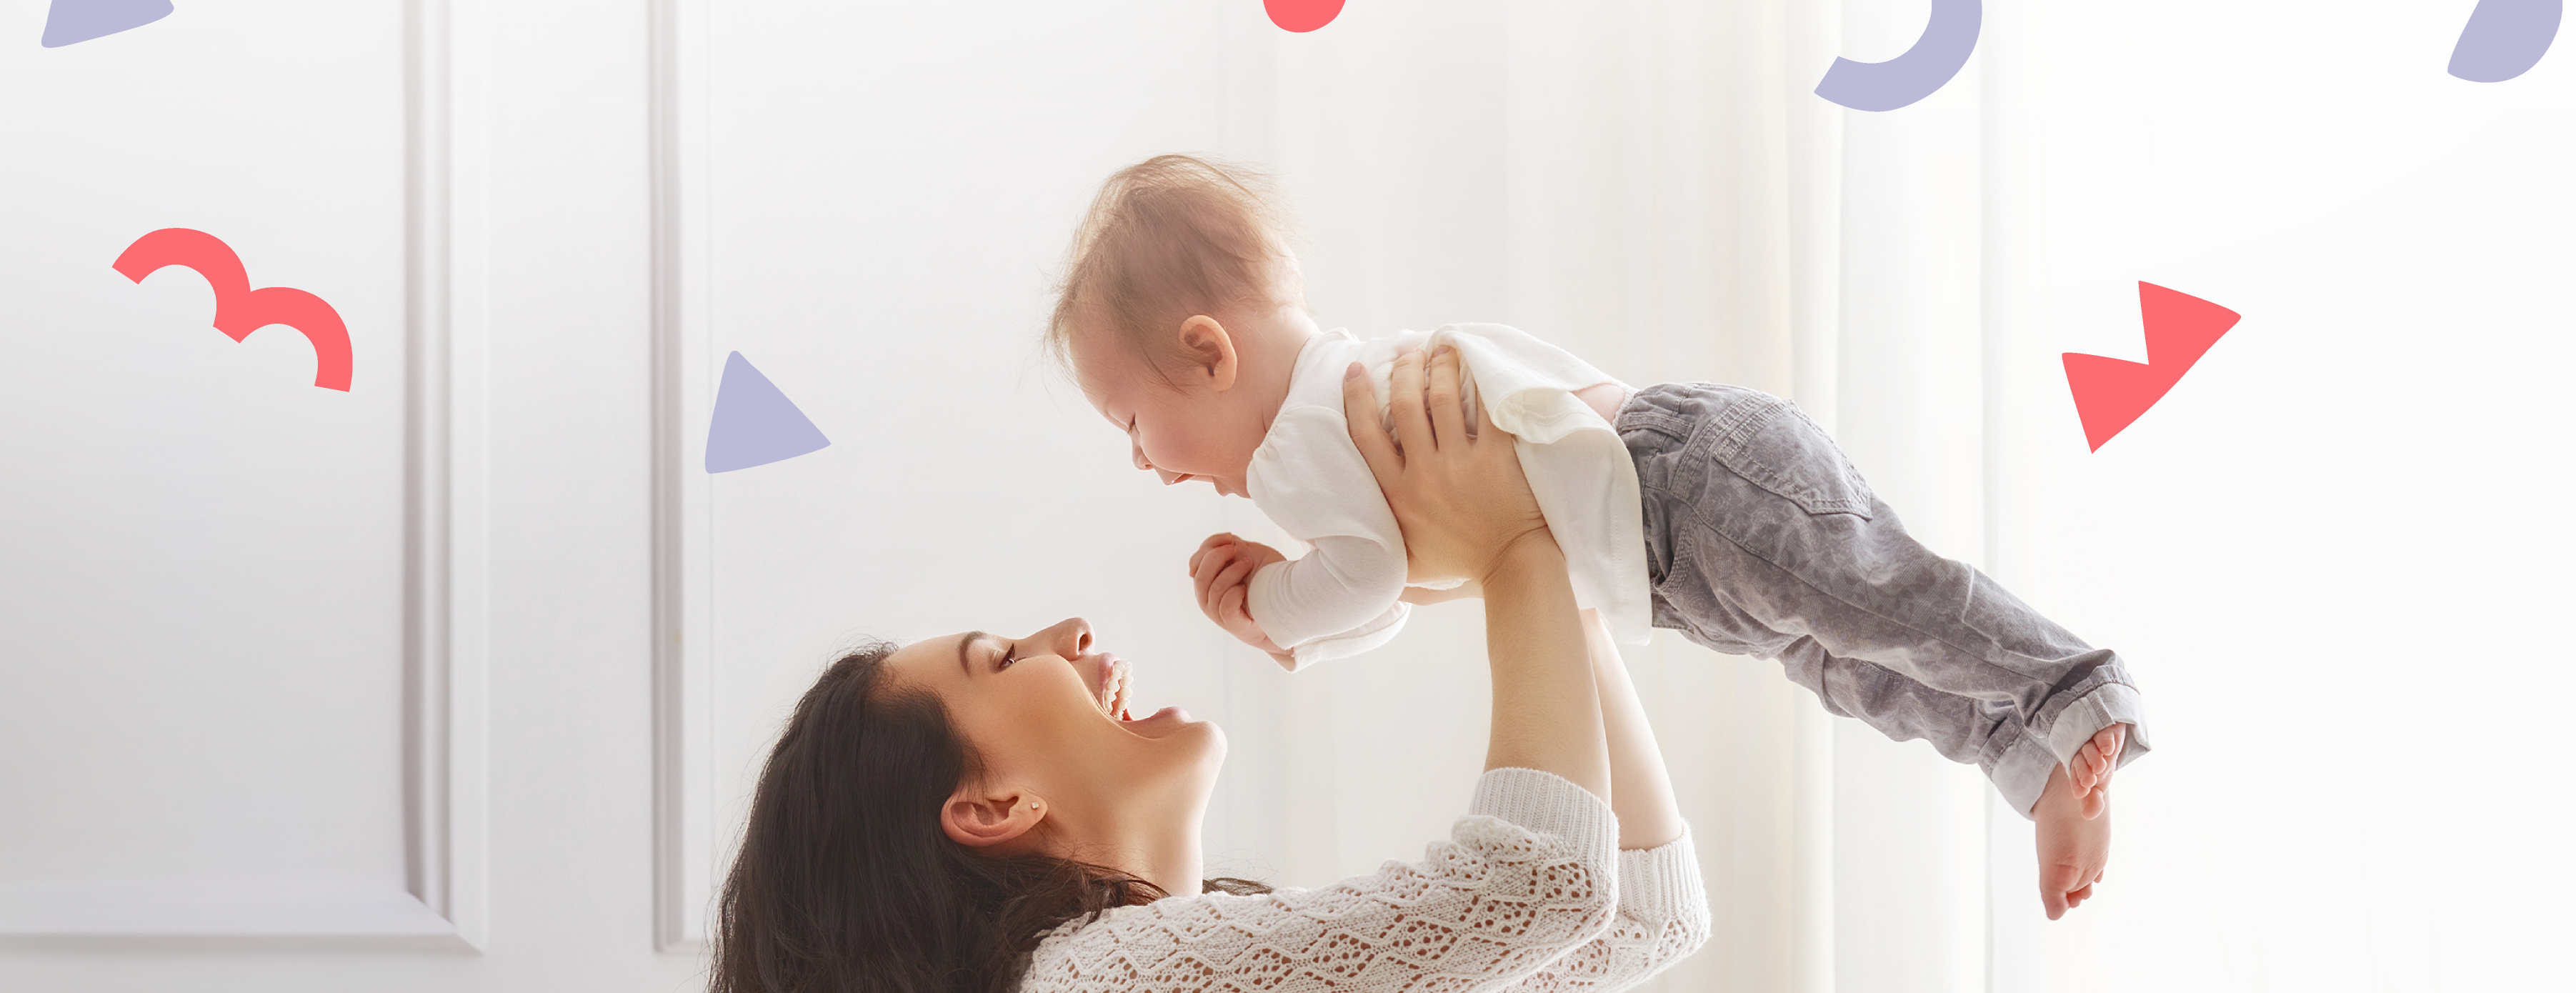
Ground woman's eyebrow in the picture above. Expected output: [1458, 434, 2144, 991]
[957, 632, 994, 677]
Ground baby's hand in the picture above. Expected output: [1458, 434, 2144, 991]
[1189, 533, 1292, 662]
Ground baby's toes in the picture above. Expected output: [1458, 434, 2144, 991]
[2092, 726, 2127, 786]
[2067, 747, 2103, 794]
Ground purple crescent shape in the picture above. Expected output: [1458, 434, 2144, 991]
[705, 351, 831, 474]
[40, 0, 173, 48]
[2450, 0, 2560, 82]
[1815, 0, 1982, 111]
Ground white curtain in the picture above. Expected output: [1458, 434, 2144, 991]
[1207, 3, 1998, 992]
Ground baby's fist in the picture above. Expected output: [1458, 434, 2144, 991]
[1189, 534, 1289, 655]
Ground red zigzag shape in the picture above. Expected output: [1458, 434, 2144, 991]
[2062, 282, 2240, 451]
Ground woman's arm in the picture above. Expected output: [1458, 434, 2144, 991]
[1350, 347, 1710, 992]
[1341, 346, 1607, 801]
[1583, 609, 1685, 850]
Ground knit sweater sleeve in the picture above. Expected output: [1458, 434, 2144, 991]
[1019, 768, 1621, 992]
[1495, 831, 1712, 992]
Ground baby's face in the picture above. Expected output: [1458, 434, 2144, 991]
[1069, 328, 1261, 498]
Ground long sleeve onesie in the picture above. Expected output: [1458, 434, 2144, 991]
[1245, 326, 1654, 670]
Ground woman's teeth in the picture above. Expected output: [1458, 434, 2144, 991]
[1100, 659, 1132, 719]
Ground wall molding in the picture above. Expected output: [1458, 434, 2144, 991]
[0, 0, 491, 948]
[649, 0, 718, 954]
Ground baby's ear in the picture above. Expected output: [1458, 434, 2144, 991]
[1177, 316, 1239, 391]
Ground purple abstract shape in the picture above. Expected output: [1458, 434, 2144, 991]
[1815, 0, 1982, 111]
[40, 0, 173, 48]
[2450, 0, 2560, 82]
[705, 351, 830, 474]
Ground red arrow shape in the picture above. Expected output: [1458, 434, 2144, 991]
[2062, 282, 2239, 451]
[113, 228, 354, 391]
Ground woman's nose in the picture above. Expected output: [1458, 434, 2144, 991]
[1034, 617, 1093, 659]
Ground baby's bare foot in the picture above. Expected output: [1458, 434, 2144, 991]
[2065, 724, 2127, 818]
[2032, 763, 2110, 919]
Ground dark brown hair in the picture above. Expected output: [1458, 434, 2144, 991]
[1047, 154, 1297, 384]
[709, 640, 1262, 993]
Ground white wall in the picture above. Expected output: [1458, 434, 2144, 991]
[1978, 1, 2576, 989]
[2, 0, 423, 937]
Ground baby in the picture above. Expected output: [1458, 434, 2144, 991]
[1049, 154, 2142, 918]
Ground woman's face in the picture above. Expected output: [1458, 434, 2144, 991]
[884, 618, 1224, 856]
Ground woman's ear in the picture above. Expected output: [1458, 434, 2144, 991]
[941, 786, 1047, 849]
[1177, 316, 1239, 392]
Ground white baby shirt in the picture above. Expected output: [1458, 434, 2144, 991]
[1244, 324, 1654, 670]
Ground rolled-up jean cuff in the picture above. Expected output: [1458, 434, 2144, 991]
[1995, 737, 2060, 819]
[2000, 683, 2150, 817]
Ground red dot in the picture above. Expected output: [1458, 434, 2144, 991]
[1265, 0, 1344, 33]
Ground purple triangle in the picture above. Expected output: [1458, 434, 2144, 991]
[705, 351, 831, 473]
[41, 0, 173, 48]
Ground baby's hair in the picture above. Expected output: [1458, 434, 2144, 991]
[1048, 154, 1298, 386]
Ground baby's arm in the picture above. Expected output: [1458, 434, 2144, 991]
[1189, 533, 1293, 667]
[1214, 406, 1417, 668]
[1191, 528, 1411, 668]
[1239, 532, 1410, 663]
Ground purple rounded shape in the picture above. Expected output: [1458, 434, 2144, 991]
[39, 0, 173, 48]
[2450, 0, 2561, 83]
[1815, 0, 1983, 112]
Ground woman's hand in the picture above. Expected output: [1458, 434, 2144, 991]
[1345, 345, 1609, 801]
[1340, 346, 1550, 587]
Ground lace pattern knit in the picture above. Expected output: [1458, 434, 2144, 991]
[1020, 768, 1709, 992]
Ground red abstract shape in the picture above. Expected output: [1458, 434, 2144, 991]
[2062, 282, 2240, 451]
[112, 228, 354, 391]
[1264, 0, 1344, 32]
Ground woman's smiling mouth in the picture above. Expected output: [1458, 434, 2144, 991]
[1095, 654, 1132, 721]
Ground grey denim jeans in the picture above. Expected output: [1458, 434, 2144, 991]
[1618, 382, 2148, 817]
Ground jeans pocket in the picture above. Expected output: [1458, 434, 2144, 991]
[1703, 392, 1877, 518]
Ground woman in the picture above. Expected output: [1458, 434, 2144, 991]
[709, 348, 1709, 992]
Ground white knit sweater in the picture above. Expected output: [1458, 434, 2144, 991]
[1019, 768, 1711, 992]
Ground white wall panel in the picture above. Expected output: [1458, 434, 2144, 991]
[0, 0, 488, 945]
